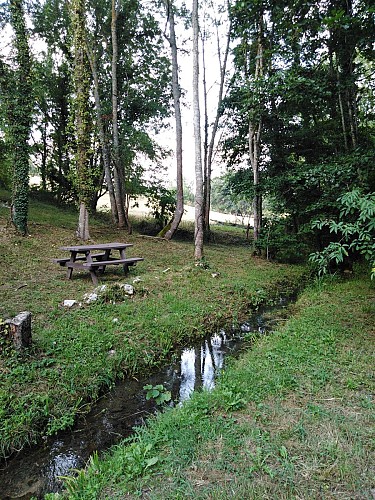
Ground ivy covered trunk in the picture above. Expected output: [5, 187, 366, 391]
[9, 0, 33, 236]
[71, 0, 92, 240]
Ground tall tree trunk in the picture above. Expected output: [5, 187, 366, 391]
[111, 0, 129, 231]
[71, 0, 91, 240]
[86, 43, 119, 225]
[9, 0, 32, 236]
[329, 0, 358, 152]
[337, 72, 349, 152]
[163, 0, 184, 241]
[77, 202, 90, 240]
[40, 119, 48, 191]
[203, 12, 231, 234]
[248, 15, 264, 244]
[201, 30, 210, 237]
[192, 0, 204, 260]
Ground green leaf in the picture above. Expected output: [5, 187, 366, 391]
[145, 456, 159, 469]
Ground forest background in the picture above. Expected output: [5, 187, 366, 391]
[0, 0, 374, 274]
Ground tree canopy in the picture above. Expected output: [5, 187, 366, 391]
[0, 0, 373, 271]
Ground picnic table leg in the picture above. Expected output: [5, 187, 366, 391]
[119, 248, 129, 274]
[89, 269, 99, 285]
[85, 251, 99, 285]
[66, 251, 77, 279]
[99, 249, 112, 274]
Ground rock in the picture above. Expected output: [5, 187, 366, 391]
[5, 311, 32, 350]
[84, 292, 99, 304]
[118, 283, 134, 295]
[63, 299, 78, 308]
[83, 283, 134, 304]
[83, 285, 107, 303]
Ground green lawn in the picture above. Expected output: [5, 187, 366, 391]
[0, 194, 304, 458]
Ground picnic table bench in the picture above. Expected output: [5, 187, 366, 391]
[53, 242, 144, 285]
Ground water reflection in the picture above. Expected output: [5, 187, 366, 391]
[179, 330, 229, 402]
[44, 442, 83, 491]
[180, 348, 196, 401]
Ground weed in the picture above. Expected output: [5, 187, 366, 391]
[247, 446, 274, 477]
[143, 384, 171, 406]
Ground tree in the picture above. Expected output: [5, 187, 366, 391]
[8, 0, 33, 235]
[32, 0, 73, 203]
[70, 0, 93, 240]
[86, 42, 118, 225]
[201, 0, 231, 235]
[111, 0, 130, 231]
[224, 0, 267, 244]
[161, 0, 184, 241]
[192, 0, 204, 260]
[0, 61, 13, 190]
[247, 10, 264, 243]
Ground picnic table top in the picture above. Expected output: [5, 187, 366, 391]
[60, 242, 133, 252]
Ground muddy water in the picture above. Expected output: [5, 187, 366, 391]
[0, 298, 290, 499]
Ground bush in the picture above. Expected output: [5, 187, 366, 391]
[257, 217, 311, 264]
[309, 190, 375, 279]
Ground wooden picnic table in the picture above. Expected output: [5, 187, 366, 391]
[53, 242, 144, 285]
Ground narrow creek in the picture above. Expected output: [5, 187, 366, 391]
[0, 296, 293, 499]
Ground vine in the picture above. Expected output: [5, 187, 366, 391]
[69, 0, 95, 238]
[8, 0, 33, 235]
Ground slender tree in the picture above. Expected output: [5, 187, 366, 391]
[162, 0, 184, 241]
[201, 1, 232, 234]
[8, 0, 33, 235]
[86, 43, 119, 225]
[192, 0, 204, 259]
[70, 0, 92, 240]
[248, 12, 264, 243]
[111, 0, 130, 232]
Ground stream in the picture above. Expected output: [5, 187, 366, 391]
[0, 297, 292, 499]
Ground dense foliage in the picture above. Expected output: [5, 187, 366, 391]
[222, 0, 374, 272]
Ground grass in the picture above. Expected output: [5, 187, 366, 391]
[52, 274, 374, 499]
[0, 192, 304, 458]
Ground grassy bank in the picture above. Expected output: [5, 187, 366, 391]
[53, 274, 374, 499]
[0, 193, 304, 458]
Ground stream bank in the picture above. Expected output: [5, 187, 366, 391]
[0, 295, 295, 499]
[59, 275, 375, 499]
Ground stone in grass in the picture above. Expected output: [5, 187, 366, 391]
[84, 283, 134, 304]
[5, 311, 32, 350]
[63, 299, 79, 308]
[118, 283, 134, 295]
